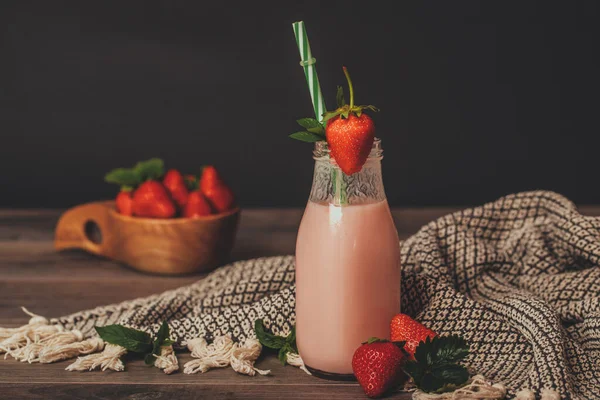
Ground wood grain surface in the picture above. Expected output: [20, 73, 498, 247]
[2, 206, 599, 399]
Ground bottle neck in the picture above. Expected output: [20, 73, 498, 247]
[309, 139, 386, 206]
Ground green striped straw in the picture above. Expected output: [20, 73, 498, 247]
[292, 21, 327, 121]
[292, 21, 348, 205]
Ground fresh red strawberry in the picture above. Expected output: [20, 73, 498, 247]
[324, 66, 378, 175]
[390, 314, 437, 357]
[163, 169, 189, 208]
[115, 190, 134, 216]
[200, 166, 235, 213]
[132, 181, 176, 218]
[352, 338, 408, 398]
[183, 190, 212, 218]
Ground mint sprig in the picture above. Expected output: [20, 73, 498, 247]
[95, 321, 175, 367]
[254, 319, 297, 365]
[289, 118, 326, 143]
[104, 158, 165, 189]
[403, 335, 470, 394]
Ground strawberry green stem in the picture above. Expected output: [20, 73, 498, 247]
[343, 66, 354, 109]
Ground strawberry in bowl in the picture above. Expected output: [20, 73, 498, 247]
[54, 158, 240, 275]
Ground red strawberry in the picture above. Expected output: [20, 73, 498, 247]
[183, 190, 212, 218]
[163, 169, 189, 209]
[132, 181, 176, 218]
[200, 166, 235, 213]
[352, 338, 408, 398]
[115, 190, 134, 216]
[324, 66, 378, 175]
[390, 314, 437, 357]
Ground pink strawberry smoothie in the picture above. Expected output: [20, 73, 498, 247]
[295, 199, 401, 375]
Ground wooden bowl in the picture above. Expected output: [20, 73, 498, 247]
[54, 201, 240, 275]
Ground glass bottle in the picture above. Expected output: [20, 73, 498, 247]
[295, 138, 401, 379]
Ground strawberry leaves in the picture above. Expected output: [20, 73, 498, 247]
[254, 319, 297, 365]
[289, 118, 326, 143]
[95, 321, 175, 367]
[403, 335, 470, 394]
[322, 67, 379, 123]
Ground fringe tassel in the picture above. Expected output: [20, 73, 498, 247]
[66, 343, 127, 372]
[0, 307, 49, 341]
[411, 375, 507, 400]
[540, 389, 561, 400]
[230, 339, 270, 376]
[39, 338, 104, 364]
[0, 321, 64, 356]
[153, 345, 179, 375]
[515, 388, 560, 400]
[8, 330, 83, 363]
[184, 336, 270, 376]
[515, 390, 534, 400]
[1, 309, 107, 366]
[184, 336, 235, 374]
[286, 352, 311, 375]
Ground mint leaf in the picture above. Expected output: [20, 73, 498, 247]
[95, 325, 153, 354]
[432, 364, 469, 383]
[289, 131, 323, 143]
[278, 346, 289, 365]
[104, 168, 140, 187]
[254, 319, 285, 350]
[403, 335, 470, 394]
[144, 353, 157, 366]
[336, 86, 345, 108]
[286, 326, 297, 353]
[143, 321, 173, 366]
[278, 342, 297, 366]
[296, 118, 321, 129]
[420, 373, 447, 393]
[432, 335, 469, 364]
[134, 158, 164, 181]
[152, 321, 171, 354]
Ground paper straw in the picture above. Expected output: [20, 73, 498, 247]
[292, 21, 327, 121]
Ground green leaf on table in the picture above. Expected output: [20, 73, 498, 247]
[403, 335, 470, 394]
[254, 319, 286, 350]
[255, 320, 298, 366]
[286, 325, 297, 353]
[278, 346, 289, 365]
[104, 168, 141, 187]
[289, 131, 324, 143]
[144, 352, 157, 365]
[144, 321, 174, 365]
[95, 324, 153, 354]
[134, 158, 165, 181]
[336, 85, 346, 108]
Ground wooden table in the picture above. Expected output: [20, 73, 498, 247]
[2, 206, 598, 399]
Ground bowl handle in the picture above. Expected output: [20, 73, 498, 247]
[54, 201, 115, 258]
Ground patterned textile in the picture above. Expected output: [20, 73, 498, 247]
[52, 191, 600, 399]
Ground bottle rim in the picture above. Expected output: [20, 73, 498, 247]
[313, 138, 383, 161]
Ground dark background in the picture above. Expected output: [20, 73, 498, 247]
[1, 1, 599, 208]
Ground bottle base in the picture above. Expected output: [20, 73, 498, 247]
[305, 365, 356, 381]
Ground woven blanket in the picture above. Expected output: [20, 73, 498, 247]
[2, 191, 600, 399]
